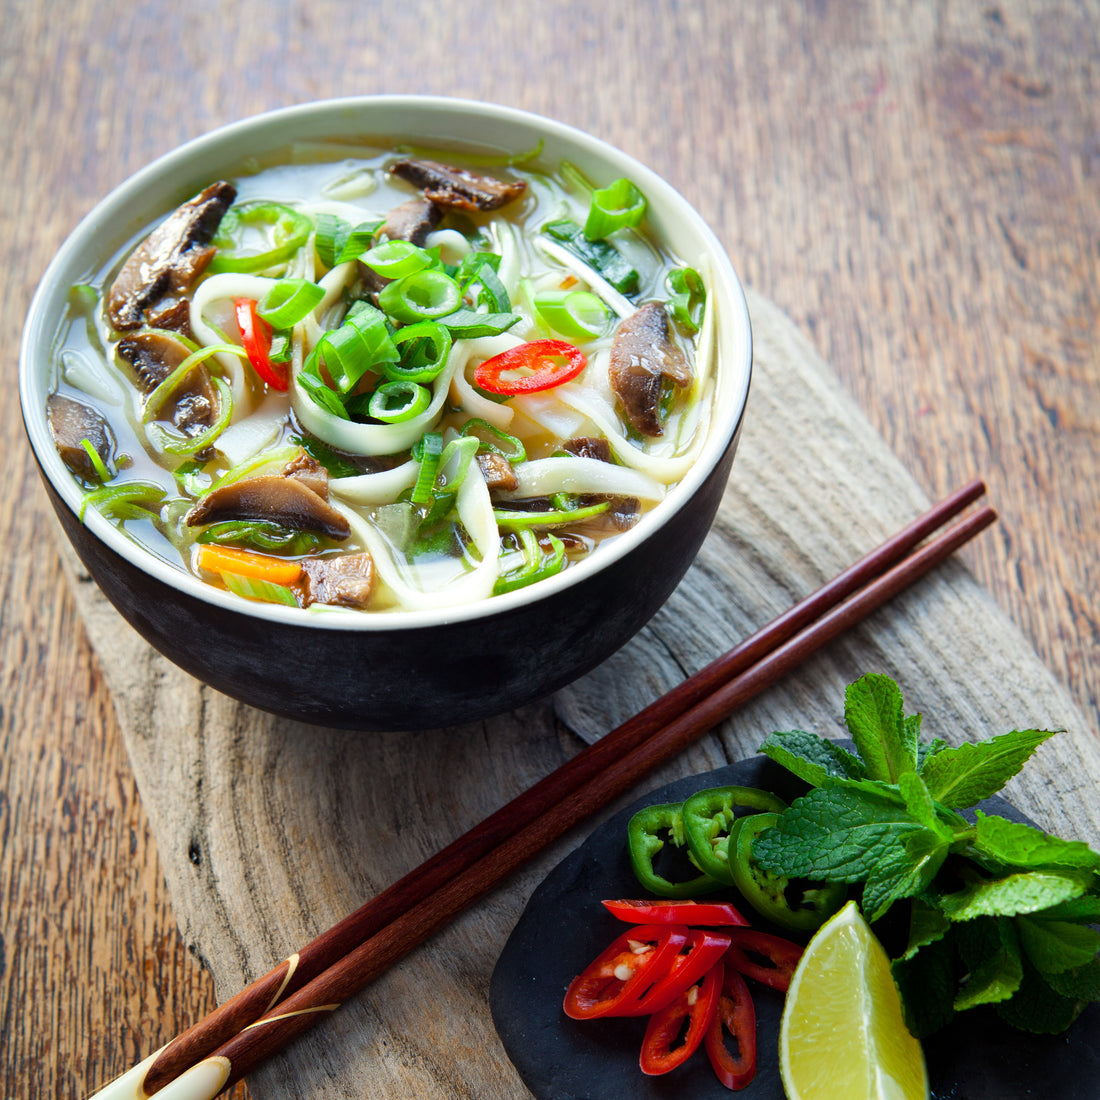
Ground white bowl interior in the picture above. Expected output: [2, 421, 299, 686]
[21, 95, 751, 631]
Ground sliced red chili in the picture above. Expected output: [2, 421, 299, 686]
[619, 928, 731, 1016]
[473, 338, 586, 395]
[602, 898, 750, 927]
[724, 928, 803, 993]
[639, 962, 722, 1076]
[705, 962, 757, 1090]
[234, 297, 287, 391]
[563, 923, 688, 1020]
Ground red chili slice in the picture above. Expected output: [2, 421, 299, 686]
[618, 928, 731, 1016]
[724, 929, 803, 993]
[704, 963, 757, 1090]
[563, 923, 688, 1020]
[639, 962, 722, 1076]
[602, 898, 750, 927]
[234, 297, 288, 391]
[473, 338, 586, 395]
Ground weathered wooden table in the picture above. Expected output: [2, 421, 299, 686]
[3, 3, 1099, 1098]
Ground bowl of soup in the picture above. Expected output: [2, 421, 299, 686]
[20, 96, 752, 730]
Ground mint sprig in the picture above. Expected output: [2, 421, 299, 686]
[753, 673, 1099, 1036]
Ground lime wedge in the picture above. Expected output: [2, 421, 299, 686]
[779, 901, 928, 1099]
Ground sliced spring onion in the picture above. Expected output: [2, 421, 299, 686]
[493, 530, 567, 595]
[435, 308, 521, 338]
[368, 380, 431, 423]
[210, 202, 312, 274]
[194, 520, 322, 555]
[315, 213, 386, 267]
[454, 250, 502, 293]
[79, 438, 112, 482]
[667, 266, 707, 335]
[474, 263, 511, 312]
[410, 431, 443, 505]
[460, 418, 526, 463]
[533, 290, 610, 340]
[435, 436, 480, 495]
[80, 480, 166, 523]
[378, 270, 461, 324]
[257, 279, 325, 328]
[543, 218, 639, 295]
[386, 321, 453, 384]
[493, 501, 610, 529]
[313, 302, 399, 395]
[583, 178, 647, 240]
[220, 571, 299, 607]
[361, 239, 435, 279]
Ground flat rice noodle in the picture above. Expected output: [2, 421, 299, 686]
[329, 464, 500, 610]
[499, 455, 665, 502]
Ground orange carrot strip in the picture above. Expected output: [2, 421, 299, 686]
[197, 544, 303, 586]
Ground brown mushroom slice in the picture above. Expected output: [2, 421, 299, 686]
[146, 299, 194, 338]
[116, 330, 217, 434]
[282, 450, 330, 500]
[107, 180, 237, 332]
[186, 476, 351, 540]
[46, 393, 115, 479]
[608, 302, 691, 437]
[389, 158, 527, 212]
[562, 436, 613, 463]
[300, 553, 376, 609]
[380, 197, 443, 245]
[476, 452, 519, 492]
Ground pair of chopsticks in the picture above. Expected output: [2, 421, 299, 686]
[91, 479, 995, 1100]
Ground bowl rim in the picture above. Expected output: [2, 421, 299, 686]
[20, 94, 752, 633]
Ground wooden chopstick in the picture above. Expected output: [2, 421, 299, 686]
[90, 481, 993, 1100]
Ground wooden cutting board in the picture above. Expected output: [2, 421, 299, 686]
[61, 289, 1100, 1099]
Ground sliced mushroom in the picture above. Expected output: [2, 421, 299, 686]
[146, 299, 194, 338]
[116, 330, 217, 435]
[476, 452, 519, 492]
[107, 180, 237, 332]
[186, 476, 351, 540]
[389, 158, 527, 212]
[282, 450, 330, 500]
[300, 553, 376, 609]
[608, 303, 691, 437]
[46, 393, 115, 480]
[380, 197, 443, 245]
[562, 436, 613, 463]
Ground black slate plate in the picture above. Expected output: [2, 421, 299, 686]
[490, 757, 1100, 1100]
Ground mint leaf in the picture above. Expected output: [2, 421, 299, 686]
[996, 958, 1085, 1033]
[898, 772, 955, 839]
[1015, 915, 1100, 974]
[844, 673, 917, 781]
[916, 735, 948, 773]
[863, 829, 949, 920]
[1042, 895, 1100, 922]
[938, 868, 1093, 920]
[919, 728, 1059, 809]
[752, 782, 923, 882]
[892, 936, 957, 1038]
[1045, 956, 1100, 1001]
[972, 811, 1100, 872]
[953, 917, 1023, 1011]
[901, 899, 952, 961]
[757, 730, 866, 787]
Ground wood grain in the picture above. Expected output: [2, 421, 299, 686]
[3, 1, 1099, 1097]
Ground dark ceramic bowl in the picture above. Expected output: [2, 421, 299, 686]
[20, 97, 752, 730]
